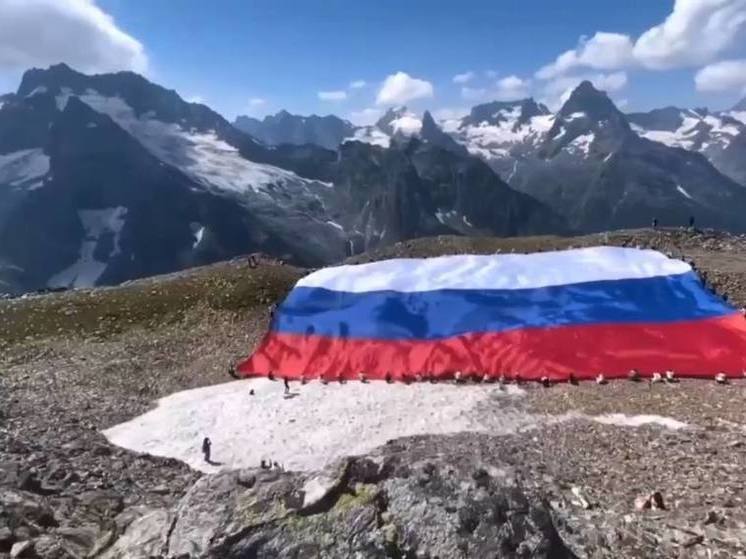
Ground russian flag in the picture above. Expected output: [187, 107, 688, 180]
[239, 247, 746, 381]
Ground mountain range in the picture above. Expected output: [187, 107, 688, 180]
[237, 84, 746, 233]
[0, 64, 564, 295]
[2, 64, 745, 295]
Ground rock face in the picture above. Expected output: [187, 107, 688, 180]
[0, 65, 564, 295]
[110, 455, 575, 558]
[233, 111, 356, 151]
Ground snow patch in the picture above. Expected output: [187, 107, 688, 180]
[56, 87, 73, 111]
[565, 111, 587, 121]
[435, 209, 457, 225]
[48, 207, 127, 289]
[191, 223, 205, 248]
[27, 86, 47, 97]
[103, 379, 528, 473]
[325, 220, 344, 231]
[676, 184, 693, 199]
[591, 413, 687, 430]
[568, 132, 594, 156]
[76, 91, 327, 197]
[0, 149, 50, 188]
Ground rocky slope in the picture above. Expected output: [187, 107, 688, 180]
[3, 229, 746, 558]
[0, 65, 563, 295]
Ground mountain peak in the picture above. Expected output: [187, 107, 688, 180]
[559, 80, 624, 122]
[17, 63, 83, 96]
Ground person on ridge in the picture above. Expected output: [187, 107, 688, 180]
[652, 217, 658, 229]
[688, 215, 695, 228]
[202, 437, 212, 463]
[283, 377, 290, 394]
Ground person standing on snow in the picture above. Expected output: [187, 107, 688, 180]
[202, 437, 212, 463]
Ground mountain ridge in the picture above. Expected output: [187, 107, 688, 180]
[0, 64, 565, 294]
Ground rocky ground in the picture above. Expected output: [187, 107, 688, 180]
[2, 229, 746, 558]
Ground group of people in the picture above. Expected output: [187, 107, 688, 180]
[651, 215, 695, 229]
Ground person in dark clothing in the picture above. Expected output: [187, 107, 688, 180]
[202, 437, 212, 463]
[688, 215, 695, 228]
[652, 217, 658, 228]
[283, 377, 290, 394]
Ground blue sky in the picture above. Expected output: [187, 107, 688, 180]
[2, 1, 746, 123]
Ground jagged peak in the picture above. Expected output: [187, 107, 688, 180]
[558, 80, 624, 122]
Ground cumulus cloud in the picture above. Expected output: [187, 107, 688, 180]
[0, 0, 147, 73]
[634, 0, 746, 69]
[537, 0, 746, 78]
[695, 59, 746, 92]
[452, 71, 475, 84]
[349, 80, 366, 89]
[348, 107, 383, 126]
[248, 98, 266, 107]
[540, 72, 628, 110]
[376, 71, 434, 105]
[494, 75, 531, 100]
[536, 32, 634, 79]
[459, 76, 532, 103]
[318, 90, 347, 101]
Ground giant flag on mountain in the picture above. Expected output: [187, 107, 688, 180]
[239, 247, 746, 381]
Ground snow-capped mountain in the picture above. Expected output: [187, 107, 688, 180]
[233, 111, 355, 150]
[442, 99, 554, 178]
[343, 106, 423, 148]
[0, 65, 565, 294]
[627, 106, 746, 186]
[429, 81, 746, 233]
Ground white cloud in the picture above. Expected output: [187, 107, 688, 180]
[536, 0, 746, 78]
[318, 90, 347, 101]
[634, 0, 746, 69]
[349, 80, 366, 89]
[536, 32, 634, 79]
[459, 76, 532, 103]
[485, 70, 499, 79]
[695, 59, 746, 92]
[0, 0, 147, 74]
[348, 107, 383, 126]
[494, 75, 531, 100]
[540, 72, 628, 110]
[452, 71, 475, 84]
[376, 71, 434, 105]
[248, 98, 266, 107]
[186, 95, 204, 104]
